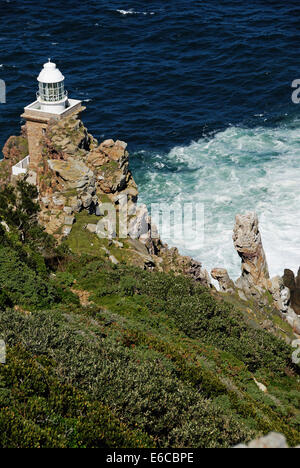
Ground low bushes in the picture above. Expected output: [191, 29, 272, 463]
[0, 346, 154, 448]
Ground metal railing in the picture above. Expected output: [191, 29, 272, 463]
[12, 155, 30, 176]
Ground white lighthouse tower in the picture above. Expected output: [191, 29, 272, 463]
[37, 59, 68, 113]
[17, 59, 83, 175]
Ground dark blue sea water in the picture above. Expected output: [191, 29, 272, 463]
[1, 0, 300, 277]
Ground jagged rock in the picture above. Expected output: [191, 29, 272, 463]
[283, 269, 296, 290]
[269, 276, 300, 336]
[0, 131, 28, 185]
[128, 204, 150, 241]
[127, 239, 155, 267]
[186, 259, 211, 287]
[63, 206, 73, 215]
[3, 111, 214, 284]
[211, 268, 235, 293]
[48, 159, 93, 190]
[283, 269, 300, 315]
[64, 216, 75, 226]
[232, 213, 298, 316]
[281, 287, 291, 312]
[52, 194, 66, 207]
[102, 139, 114, 148]
[68, 197, 82, 213]
[81, 193, 93, 209]
[269, 276, 291, 314]
[88, 139, 134, 195]
[233, 212, 270, 294]
[86, 186, 96, 195]
[293, 318, 300, 335]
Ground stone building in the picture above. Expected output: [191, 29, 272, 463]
[13, 59, 82, 178]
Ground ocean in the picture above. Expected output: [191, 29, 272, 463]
[1, 0, 300, 279]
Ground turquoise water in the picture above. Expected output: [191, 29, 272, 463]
[134, 119, 300, 279]
[1, 1, 300, 278]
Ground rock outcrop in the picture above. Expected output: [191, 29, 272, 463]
[232, 211, 300, 338]
[1, 110, 212, 287]
[233, 212, 270, 297]
[0, 129, 28, 186]
[283, 269, 300, 315]
[211, 268, 235, 293]
[30, 114, 139, 240]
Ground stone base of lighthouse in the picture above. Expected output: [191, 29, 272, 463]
[21, 99, 83, 176]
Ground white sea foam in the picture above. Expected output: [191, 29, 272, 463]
[116, 9, 156, 16]
[138, 123, 300, 279]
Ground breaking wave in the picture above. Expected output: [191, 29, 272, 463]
[135, 121, 300, 279]
[116, 9, 156, 16]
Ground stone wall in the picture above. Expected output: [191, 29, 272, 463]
[26, 119, 47, 172]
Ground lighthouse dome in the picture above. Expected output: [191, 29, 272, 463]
[37, 60, 64, 84]
[36, 60, 68, 111]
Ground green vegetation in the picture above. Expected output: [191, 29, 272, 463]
[67, 210, 144, 266]
[0, 183, 299, 448]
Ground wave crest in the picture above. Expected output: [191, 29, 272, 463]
[135, 123, 300, 279]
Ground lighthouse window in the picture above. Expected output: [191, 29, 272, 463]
[39, 81, 65, 102]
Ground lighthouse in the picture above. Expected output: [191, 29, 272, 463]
[37, 59, 68, 113]
[18, 60, 83, 175]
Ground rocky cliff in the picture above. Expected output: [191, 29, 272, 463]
[2, 110, 300, 344]
[1, 110, 211, 287]
[210, 211, 300, 343]
[0, 129, 28, 186]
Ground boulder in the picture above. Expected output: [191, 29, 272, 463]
[48, 158, 93, 190]
[63, 206, 73, 215]
[64, 216, 75, 226]
[211, 268, 235, 293]
[127, 238, 155, 267]
[128, 204, 150, 241]
[269, 276, 292, 314]
[52, 194, 66, 207]
[235, 432, 289, 449]
[233, 212, 270, 292]
[283, 269, 300, 315]
[81, 193, 93, 209]
[0, 132, 29, 186]
[187, 260, 212, 288]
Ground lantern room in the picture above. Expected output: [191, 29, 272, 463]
[37, 59, 68, 113]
